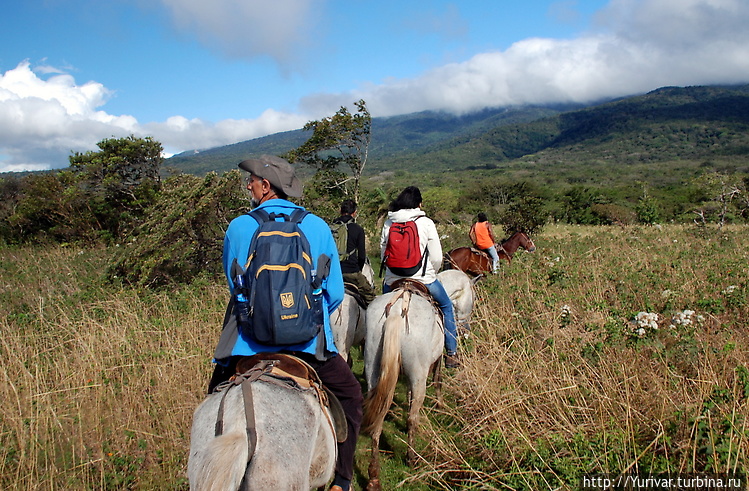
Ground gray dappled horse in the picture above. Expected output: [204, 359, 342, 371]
[188, 356, 338, 490]
[361, 269, 476, 491]
[331, 258, 374, 362]
[331, 293, 366, 363]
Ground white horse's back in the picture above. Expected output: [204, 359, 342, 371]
[364, 292, 442, 391]
[331, 293, 366, 362]
[438, 269, 476, 329]
[188, 379, 336, 490]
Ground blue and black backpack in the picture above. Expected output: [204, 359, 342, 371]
[232, 208, 325, 346]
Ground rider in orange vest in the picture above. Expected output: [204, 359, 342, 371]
[469, 212, 499, 273]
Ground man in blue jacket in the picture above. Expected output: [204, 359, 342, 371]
[208, 155, 362, 491]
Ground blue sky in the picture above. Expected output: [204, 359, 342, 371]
[2, 0, 748, 172]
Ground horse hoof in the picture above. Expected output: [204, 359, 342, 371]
[367, 479, 381, 491]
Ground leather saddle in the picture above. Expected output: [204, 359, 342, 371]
[214, 352, 348, 445]
[468, 246, 491, 259]
[388, 278, 443, 323]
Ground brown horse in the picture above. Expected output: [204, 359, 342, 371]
[444, 231, 536, 276]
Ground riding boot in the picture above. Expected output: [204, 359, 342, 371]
[444, 352, 460, 369]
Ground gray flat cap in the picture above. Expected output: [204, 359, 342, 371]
[238, 155, 303, 198]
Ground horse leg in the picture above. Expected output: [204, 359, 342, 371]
[406, 381, 427, 467]
[430, 358, 443, 407]
[367, 427, 383, 491]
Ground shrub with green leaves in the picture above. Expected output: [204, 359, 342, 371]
[107, 171, 248, 287]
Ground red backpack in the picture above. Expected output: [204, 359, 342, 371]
[382, 217, 429, 276]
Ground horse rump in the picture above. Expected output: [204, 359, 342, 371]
[188, 394, 250, 491]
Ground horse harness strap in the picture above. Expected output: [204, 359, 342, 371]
[343, 281, 368, 309]
[386, 279, 444, 331]
[212, 353, 347, 458]
[496, 242, 510, 257]
[390, 278, 430, 298]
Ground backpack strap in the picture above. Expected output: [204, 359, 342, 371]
[420, 245, 430, 276]
[412, 216, 431, 276]
[288, 208, 310, 224]
[248, 208, 270, 225]
[248, 207, 309, 224]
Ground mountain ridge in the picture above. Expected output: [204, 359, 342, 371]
[166, 84, 749, 177]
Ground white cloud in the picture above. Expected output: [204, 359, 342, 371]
[142, 109, 308, 157]
[302, 0, 749, 117]
[0, 61, 308, 172]
[157, 0, 322, 67]
[597, 0, 749, 49]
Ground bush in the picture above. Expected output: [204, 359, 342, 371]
[107, 171, 248, 287]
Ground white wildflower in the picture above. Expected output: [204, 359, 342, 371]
[661, 289, 675, 299]
[633, 312, 659, 335]
[671, 310, 695, 327]
[635, 311, 659, 329]
[722, 285, 737, 296]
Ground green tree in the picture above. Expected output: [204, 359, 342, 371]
[69, 135, 163, 239]
[4, 172, 81, 243]
[560, 187, 611, 225]
[635, 196, 661, 225]
[285, 100, 371, 205]
[692, 172, 747, 230]
[108, 170, 249, 287]
[500, 195, 547, 235]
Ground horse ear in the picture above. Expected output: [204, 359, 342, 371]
[471, 275, 482, 285]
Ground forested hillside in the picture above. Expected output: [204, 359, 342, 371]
[2, 85, 748, 287]
[166, 85, 749, 179]
[377, 85, 749, 173]
[166, 105, 579, 176]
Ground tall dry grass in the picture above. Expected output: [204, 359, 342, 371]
[1, 224, 747, 489]
[410, 224, 749, 489]
[0, 246, 222, 489]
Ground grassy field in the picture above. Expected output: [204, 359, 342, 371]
[1, 223, 748, 489]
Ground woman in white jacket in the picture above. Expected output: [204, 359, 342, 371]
[380, 186, 460, 368]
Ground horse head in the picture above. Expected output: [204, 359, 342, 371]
[519, 232, 536, 253]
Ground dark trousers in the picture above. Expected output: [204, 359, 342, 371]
[207, 353, 363, 482]
[307, 353, 363, 482]
[343, 271, 376, 304]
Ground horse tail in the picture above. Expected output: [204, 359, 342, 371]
[361, 299, 403, 436]
[192, 431, 249, 491]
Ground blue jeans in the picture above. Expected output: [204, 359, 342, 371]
[484, 245, 499, 273]
[383, 279, 458, 354]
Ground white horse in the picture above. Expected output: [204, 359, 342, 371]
[331, 293, 366, 362]
[188, 357, 337, 490]
[331, 258, 374, 362]
[361, 270, 476, 491]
